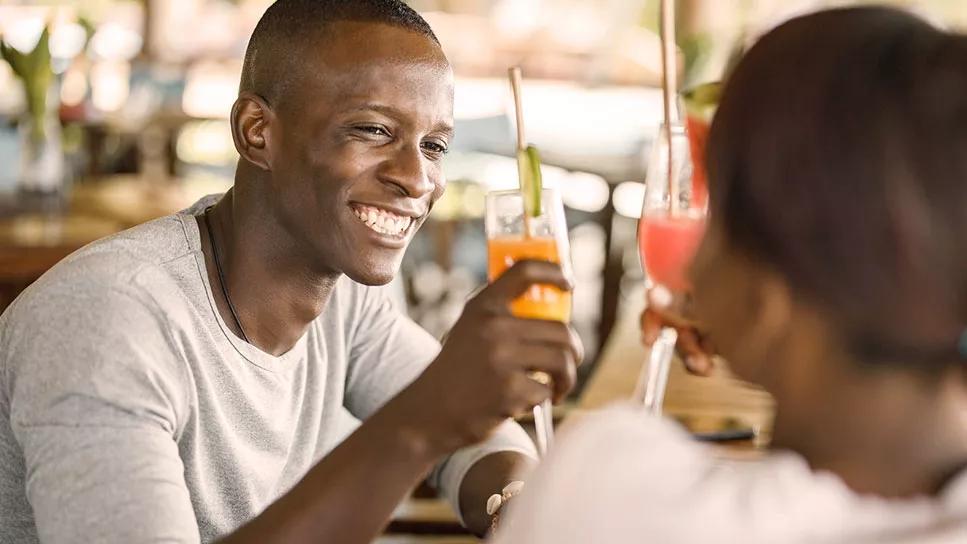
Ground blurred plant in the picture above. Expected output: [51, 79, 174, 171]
[1, 25, 53, 144]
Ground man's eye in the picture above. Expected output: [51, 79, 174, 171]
[421, 141, 449, 155]
[356, 125, 390, 137]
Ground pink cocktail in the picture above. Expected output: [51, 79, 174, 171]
[638, 214, 706, 293]
[635, 122, 707, 414]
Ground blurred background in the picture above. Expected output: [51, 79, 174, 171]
[1, 0, 965, 395]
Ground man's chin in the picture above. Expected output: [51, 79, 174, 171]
[343, 263, 398, 287]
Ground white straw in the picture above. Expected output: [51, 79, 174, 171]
[660, 0, 680, 216]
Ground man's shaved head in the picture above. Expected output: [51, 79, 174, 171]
[240, 0, 440, 107]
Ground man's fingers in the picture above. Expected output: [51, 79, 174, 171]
[569, 326, 585, 366]
[512, 346, 577, 404]
[511, 319, 583, 364]
[473, 261, 571, 311]
[538, 351, 577, 403]
[509, 375, 553, 417]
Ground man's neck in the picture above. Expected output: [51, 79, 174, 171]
[200, 187, 339, 357]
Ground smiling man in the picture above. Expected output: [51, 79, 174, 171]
[0, 1, 581, 543]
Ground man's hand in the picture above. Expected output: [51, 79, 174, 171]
[640, 285, 715, 376]
[398, 260, 583, 456]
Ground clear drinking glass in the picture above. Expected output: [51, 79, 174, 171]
[485, 188, 573, 454]
[635, 123, 708, 415]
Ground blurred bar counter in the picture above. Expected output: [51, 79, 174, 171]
[0, 176, 230, 310]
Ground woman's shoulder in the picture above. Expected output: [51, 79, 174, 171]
[494, 404, 722, 543]
[497, 403, 966, 544]
[552, 403, 704, 475]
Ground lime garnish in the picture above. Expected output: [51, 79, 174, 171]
[517, 144, 543, 217]
[683, 81, 721, 121]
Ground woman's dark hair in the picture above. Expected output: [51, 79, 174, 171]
[708, 6, 967, 366]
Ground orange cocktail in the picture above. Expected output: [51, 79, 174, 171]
[487, 236, 571, 322]
[485, 188, 573, 324]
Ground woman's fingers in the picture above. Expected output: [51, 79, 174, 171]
[640, 308, 716, 376]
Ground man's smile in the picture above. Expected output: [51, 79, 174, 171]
[349, 203, 421, 240]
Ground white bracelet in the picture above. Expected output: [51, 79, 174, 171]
[486, 480, 525, 516]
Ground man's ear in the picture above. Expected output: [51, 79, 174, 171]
[230, 92, 275, 171]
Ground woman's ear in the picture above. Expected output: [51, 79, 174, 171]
[739, 268, 796, 379]
[230, 92, 276, 171]
[755, 273, 794, 346]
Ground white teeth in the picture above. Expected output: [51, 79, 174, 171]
[352, 205, 413, 237]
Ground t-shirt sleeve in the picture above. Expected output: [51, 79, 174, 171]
[343, 285, 536, 520]
[3, 282, 199, 543]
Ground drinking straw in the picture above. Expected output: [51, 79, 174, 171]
[660, 0, 680, 216]
[508, 65, 554, 457]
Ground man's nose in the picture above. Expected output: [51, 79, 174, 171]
[377, 143, 436, 198]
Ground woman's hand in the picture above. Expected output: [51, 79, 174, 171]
[640, 285, 716, 376]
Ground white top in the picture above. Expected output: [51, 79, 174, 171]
[494, 404, 967, 544]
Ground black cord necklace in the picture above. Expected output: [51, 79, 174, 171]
[204, 205, 250, 343]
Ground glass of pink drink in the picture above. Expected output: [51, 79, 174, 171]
[636, 122, 707, 414]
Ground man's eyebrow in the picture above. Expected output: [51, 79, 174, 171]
[351, 103, 405, 118]
[433, 122, 455, 138]
[350, 103, 454, 137]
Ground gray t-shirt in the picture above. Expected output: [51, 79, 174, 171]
[0, 196, 535, 543]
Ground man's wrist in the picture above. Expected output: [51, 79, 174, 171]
[486, 480, 525, 529]
[457, 450, 534, 536]
[377, 386, 458, 461]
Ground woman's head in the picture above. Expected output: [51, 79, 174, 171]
[692, 7, 967, 393]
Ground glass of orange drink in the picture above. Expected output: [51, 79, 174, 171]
[485, 188, 572, 323]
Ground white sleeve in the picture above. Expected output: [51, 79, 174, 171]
[428, 420, 537, 524]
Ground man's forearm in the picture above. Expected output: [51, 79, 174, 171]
[458, 451, 536, 536]
[219, 396, 444, 544]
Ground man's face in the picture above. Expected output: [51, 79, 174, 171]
[265, 22, 454, 285]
